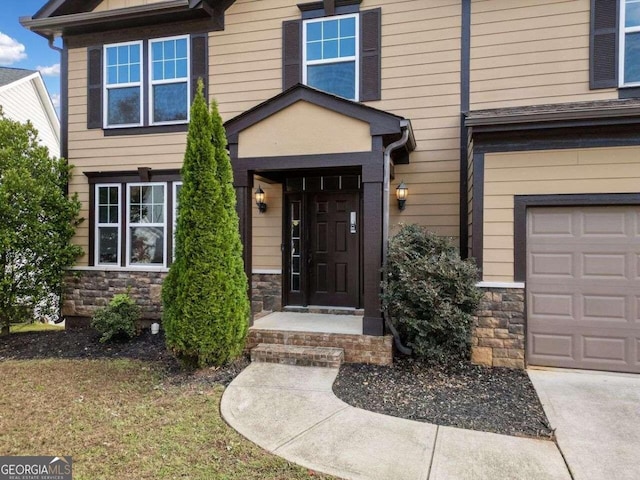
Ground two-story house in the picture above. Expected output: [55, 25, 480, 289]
[22, 0, 640, 373]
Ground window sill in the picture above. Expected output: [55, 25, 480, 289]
[103, 124, 189, 136]
[72, 266, 170, 273]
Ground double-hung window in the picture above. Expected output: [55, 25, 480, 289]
[150, 36, 190, 124]
[102, 36, 190, 129]
[303, 14, 359, 100]
[95, 182, 177, 268]
[621, 0, 640, 86]
[104, 41, 143, 127]
[127, 184, 166, 266]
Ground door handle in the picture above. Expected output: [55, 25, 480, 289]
[350, 211, 357, 234]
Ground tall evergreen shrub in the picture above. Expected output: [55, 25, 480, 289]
[162, 80, 249, 368]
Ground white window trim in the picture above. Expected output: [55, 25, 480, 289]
[148, 35, 191, 126]
[172, 181, 182, 260]
[103, 40, 144, 129]
[95, 183, 122, 266]
[126, 182, 167, 268]
[619, 0, 640, 86]
[302, 13, 360, 101]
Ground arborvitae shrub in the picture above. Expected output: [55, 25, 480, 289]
[381, 224, 483, 363]
[162, 80, 249, 369]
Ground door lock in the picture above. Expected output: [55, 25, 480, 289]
[350, 211, 357, 234]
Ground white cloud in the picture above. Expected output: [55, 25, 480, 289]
[50, 93, 60, 108]
[37, 63, 60, 77]
[0, 32, 27, 65]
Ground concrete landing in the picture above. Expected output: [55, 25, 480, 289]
[221, 363, 571, 480]
[252, 311, 362, 335]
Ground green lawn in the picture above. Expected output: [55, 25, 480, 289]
[0, 359, 332, 480]
[9, 322, 65, 333]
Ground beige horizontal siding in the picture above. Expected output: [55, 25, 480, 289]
[68, 0, 464, 268]
[483, 146, 640, 282]
[470, 0, 617, 110]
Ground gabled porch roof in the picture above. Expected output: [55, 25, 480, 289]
[225, 84, 415, 165]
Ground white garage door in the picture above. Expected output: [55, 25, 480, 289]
[527, 206, 640, 373]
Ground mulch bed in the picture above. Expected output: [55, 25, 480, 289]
[333, 357, 554, 439]
[0, 328, 249, 387]
[2, 329, 553, 439]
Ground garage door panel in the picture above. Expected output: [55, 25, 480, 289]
[583, 336, 627, 363]
[527, 206, 640, 373]
[530, 293, 574, 318]
[582, 295, 627, 321]
[581, 210, 628, 236]
[529, 253, 573, 277]
[529, 333, 573, 359]
[529, 210, 573, 236]
[582, 254, 627, 278]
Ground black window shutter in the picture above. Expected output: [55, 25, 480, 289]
[191, 33, 209, 101]
[87, 46, 102, 129]
[282, 20, 302, 90]
[360, 8, 382, 101]
[590, 0, 618, 89]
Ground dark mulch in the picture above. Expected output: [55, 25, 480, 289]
[0, 328, 250, 387]
[333, 356, 554, 440]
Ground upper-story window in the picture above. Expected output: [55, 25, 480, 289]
[150, 36, 190, 124]
[105, 42, 143, 127]
[620, 0, 640, 86]
[102, 35, 190, 129]
[303, 14, 359, 100]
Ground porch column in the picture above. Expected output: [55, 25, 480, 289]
[362, 180, 384, 336]
[234, 170, 253, 326]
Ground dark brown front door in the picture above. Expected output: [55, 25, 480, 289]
[284, 187, 360, 308]
[308, 192, 360, 307]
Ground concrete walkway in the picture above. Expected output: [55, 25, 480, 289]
[529, 368, 640, 480]
[221, 363, 571, 480]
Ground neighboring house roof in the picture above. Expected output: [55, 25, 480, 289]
[0, 67, 61, 158]
[0, 67, 35, 87]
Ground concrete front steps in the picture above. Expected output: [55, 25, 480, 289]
[251, 343, 344, 368]
[247, 312, 393, 366]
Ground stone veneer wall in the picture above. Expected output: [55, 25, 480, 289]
[246, 330, 393, 365]
[62, 270, 166, 324]
[471, 287, 525, 369]
[251, 273, 282, 317]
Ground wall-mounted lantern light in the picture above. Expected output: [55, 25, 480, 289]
[396, 181, 408, 211]
[255, 185, 267, 213]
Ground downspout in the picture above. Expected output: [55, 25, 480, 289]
[43, 34, 66, 324]
[382, 120, 412, 355]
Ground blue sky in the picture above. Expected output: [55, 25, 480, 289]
[0, 1, 61, 111]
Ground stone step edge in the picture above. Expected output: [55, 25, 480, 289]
[251, 343, 344, 368]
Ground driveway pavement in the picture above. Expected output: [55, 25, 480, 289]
[528, 368, 640, 480]
[221, 363, 571, 480]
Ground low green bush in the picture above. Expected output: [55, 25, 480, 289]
[382, 224, 483, 363]
[91, 293, 140, 343]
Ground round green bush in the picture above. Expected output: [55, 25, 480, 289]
[382, 224, 483, 363]
[91, 293, 140, 343]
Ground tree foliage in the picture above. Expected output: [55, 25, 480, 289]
[162, 81, 249, 368]
[382, 224, 483, 363]
[0, 110, 82, 335]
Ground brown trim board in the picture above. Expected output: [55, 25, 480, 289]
[469, 121, 640, 278]
[513, 194, 640, 282]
